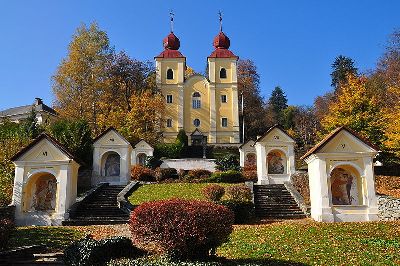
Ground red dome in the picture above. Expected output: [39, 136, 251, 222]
[213, 31, 230, 49]
[163, 32, 180, 50]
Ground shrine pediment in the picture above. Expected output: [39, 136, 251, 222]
[301, 127, 379, 160]
[134, 139, 153, 150]
[93, 127, 131, 147]
[239, 140, 255, 150]
[11, 133, 79, 163]
[255, 125, 295, 144]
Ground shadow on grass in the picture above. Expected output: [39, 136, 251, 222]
[228, 258, 308, 265]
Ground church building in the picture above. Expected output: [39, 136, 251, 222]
[155, 18, 240, 145]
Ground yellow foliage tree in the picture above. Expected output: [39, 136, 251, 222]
[383, 86, 400, 157]
[321, 74, 385, 146]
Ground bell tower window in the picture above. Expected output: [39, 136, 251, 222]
[167, 69, 174, 80]
[220, 68, 227, 79]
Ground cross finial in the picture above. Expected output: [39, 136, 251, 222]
[218, 10, 223, 32]
[169, 10, 175, 32]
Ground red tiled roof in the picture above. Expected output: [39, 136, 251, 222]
[155, 49, 185, 58]
[208, 48, 238, 59]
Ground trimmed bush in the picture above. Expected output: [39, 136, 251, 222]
[131, 165, 155, 182]
[206, 170, 245, 183]
[154, 167, 178, 182]
[64, 236, 141, 266]
[154, 143, 183, 159]
[225, 185, 252, 202]
[0, 218, 14, 250]
[215, 154, 241, 172]
[186, 169, 212, 180]
[130, 199, 234, 259]
[202, 185, 225, 202]
[144, 156, 162, 170]
[219, 200, 255, 224]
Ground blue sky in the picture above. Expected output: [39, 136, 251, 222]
[0, 1, 399, 110]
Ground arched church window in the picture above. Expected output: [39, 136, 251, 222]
[167, 69, 174, 80]
[192, 92, 201, 109]
[220, 68, 227, 79]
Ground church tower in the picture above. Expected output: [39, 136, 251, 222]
[207, 15, 240, 143]
[155, 14, 186, 142]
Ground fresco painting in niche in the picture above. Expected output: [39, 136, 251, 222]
[105, 153, 120, 176]
[31, 175, 57, 211]
[246, 153, 256, 165]
[330, 168, 359, 205]
[267, 151, 285, 174]
[137, 153, 147, 165]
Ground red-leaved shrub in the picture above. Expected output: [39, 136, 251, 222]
[202, 184, 225, 202]
[186, 169, 212, 180]
[242, 163, 257, 181]
[225, 185, 252, 202]
[131, 165, 155, 181]
[129, 199, 234, 259]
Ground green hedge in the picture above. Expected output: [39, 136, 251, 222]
[205, 171, 245, 183]
[218, 200, 255, 224]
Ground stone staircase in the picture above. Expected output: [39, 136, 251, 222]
[63, 185, 129, 225]
[254, 184, 306, 219]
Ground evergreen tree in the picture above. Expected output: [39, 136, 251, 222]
[331, 55, 358, 91]
[267, 86, 288, 125]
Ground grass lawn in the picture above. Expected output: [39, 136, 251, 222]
[218, 221, 400, 265]
[128, 183, 235, 205]
[7, 226, 85, 252]
[6, 221, 400, 265]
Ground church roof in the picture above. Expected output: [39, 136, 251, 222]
[300, 126, 380, 160]
[10, 133, 83, 165]
[208, 31, 238, 59]
[0, 98, 57, 118]
[155, 32, 185, 59]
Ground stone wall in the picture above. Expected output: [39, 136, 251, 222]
[160, 159, 216, 172]
[378, 195, 400, 221]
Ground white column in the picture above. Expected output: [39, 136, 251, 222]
[363, 156, 379, 221]
[209, 84, 216, 143]
[12, 165, 25, 221]
[288, 144, 296, 176]
[231, 85, 240, 143]
[256, 143, 268, 184]
[239, 149, 245, 167]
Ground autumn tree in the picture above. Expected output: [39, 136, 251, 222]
[237, 59, 269, 141]
[331, 55, 358, 91]
[52, 22, 113, 135]
[267, 86, 288, 125]
[321, 74, 385, 146]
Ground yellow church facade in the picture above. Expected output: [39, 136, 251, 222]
[155, 27, 240, 145]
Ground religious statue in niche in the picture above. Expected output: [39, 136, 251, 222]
[246, 153, 256, 165]
[105, 153, 120, 176]
[330, 168, 359, 205]
[267, 151, 285, 174]
[31, 176, 57, 211]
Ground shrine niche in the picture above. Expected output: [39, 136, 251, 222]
[92, 127, 132, 186]
[267, 150, 286, 174]
[11, 133, 80, 226]
[254, 125, 296, 184]
[102, 152, 121, 176]
[30, 174, 57, 211]
[302, 126, 379, 222]
[239, 140, 256, 167]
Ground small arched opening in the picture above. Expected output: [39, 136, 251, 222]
[137, 153, 147, 166]
[25, 172, 57, 212]
[167, 69, 174, 80]
[101, 151, 121, 176]
[329, 165, 362, 206]
[192, 92, 201, 109]
[220, 68, 227, 79]
[267, 150, 287, 174]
